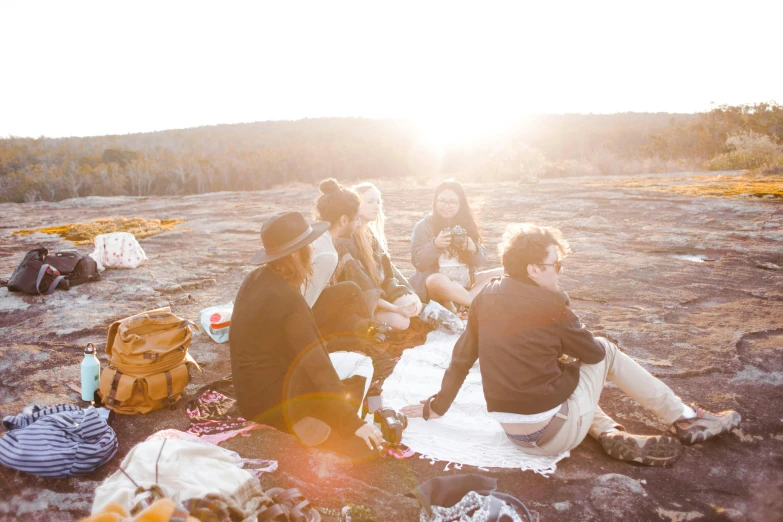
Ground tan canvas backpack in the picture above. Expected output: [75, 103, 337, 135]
[98, 307, 201, 415]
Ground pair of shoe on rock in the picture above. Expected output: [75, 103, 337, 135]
[598, 404, 741, 467]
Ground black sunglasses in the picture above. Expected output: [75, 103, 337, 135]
[537, 261, 563, 274]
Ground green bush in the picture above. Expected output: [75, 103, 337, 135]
[707, 131, 783, 171]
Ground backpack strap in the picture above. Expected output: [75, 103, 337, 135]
[105, 320, 121, 359]
[181, 319, 199, 332]
[106, 370, 123, 407]
[35, 264, 64, 295]
[164, 370, 177, 409]
[47, 275, 65, 294]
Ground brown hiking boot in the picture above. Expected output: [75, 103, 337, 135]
[599, 431, 681, 467]
[674, 403, 741, 445]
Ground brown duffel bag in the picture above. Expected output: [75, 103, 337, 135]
[98, 307, 201, 415]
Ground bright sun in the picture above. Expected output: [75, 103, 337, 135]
[416, 114, 512, 149]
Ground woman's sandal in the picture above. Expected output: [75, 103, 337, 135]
[263, 487, 322, 522]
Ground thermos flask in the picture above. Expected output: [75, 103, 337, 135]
[80, 343, 100, 402]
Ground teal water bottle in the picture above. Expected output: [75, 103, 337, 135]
[80, 343, 100, 402]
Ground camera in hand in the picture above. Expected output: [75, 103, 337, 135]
[374, 407, 408, 445]
[445, 225, 468, 250]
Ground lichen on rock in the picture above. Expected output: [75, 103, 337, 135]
[13, 217, 185, 245]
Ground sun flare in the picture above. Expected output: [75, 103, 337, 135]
[416, 114, 513, 148]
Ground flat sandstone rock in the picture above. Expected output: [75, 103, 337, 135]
[0, 174, 781, 521]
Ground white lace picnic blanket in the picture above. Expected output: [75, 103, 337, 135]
[381, 331, 568, 476]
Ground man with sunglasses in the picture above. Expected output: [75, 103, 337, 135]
[404, 224, 740, 467]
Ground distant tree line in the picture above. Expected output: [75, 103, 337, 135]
[644, 102, 783, 160]
[1, 103, 780, 203]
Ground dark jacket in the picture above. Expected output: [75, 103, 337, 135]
[430, 276, 606, 416]
[332, 236, 413, 314]
[230, 266, 364, 437]
[409, 214, 489, 302]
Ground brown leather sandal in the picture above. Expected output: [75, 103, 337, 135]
[265, 487, 322, 522]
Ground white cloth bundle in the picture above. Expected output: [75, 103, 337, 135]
[91, 439, 255, 514]
[89, 232, 147, 270]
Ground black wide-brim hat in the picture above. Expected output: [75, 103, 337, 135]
[251, 211, 330, 265]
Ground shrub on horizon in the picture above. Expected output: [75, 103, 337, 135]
[707, 131, 783, 171]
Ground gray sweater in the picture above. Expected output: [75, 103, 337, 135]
[409, 214, 489, 302]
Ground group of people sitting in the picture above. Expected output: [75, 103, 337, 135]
[229, 178, 741, 466]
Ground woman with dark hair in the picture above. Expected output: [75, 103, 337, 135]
[230, 212, 384, 457]
[307, 179, 371, 343]
[410, 179, 502, 308]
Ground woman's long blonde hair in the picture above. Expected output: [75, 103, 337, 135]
[352, 182, 387, 284]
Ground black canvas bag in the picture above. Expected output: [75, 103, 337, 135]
[43, 250, 100, 289]
[7, 248, 64, 295]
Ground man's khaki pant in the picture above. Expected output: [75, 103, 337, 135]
[522, 337, 686, 456]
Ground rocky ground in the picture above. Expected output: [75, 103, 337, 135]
[0, 172, 781, 521]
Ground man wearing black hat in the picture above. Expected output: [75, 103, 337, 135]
[230, 212, 385, 456]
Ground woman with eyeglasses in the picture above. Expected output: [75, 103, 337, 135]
[410, 179, 502, 309]
[331, 182, 422, 331]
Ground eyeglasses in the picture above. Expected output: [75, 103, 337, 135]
[537, 261, 563, 274]
[436, 199, 459, 208]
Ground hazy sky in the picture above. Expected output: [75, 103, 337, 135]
[1, 0, 781, 139]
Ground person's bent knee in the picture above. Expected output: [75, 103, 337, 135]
[393, 315, 411, 330]
[347, 281, 363, 300]
[385, 313, 410, 330]
[425, 273, 442, 287]
[594, 336, 617, 354]
[426, 273, 451, 292]
[333, 280, 362, 299]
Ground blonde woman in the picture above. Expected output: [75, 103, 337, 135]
[332, 182, 422, 330]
